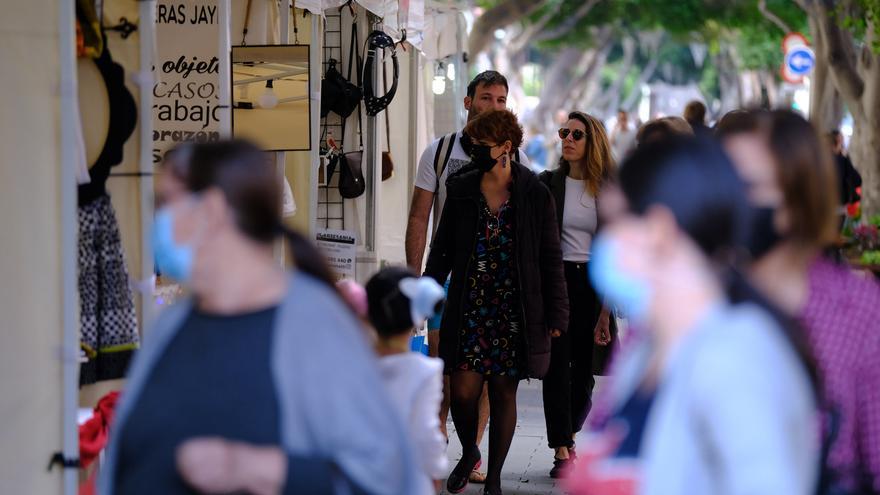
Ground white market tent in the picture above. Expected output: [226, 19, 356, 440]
[25, 1, 472, 494]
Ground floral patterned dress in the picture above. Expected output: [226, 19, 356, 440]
[457, 196, 526, 379]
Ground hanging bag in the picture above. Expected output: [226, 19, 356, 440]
[320, 58, 362, 119]
[381, 70, 394, 181]
[338, 20, 366, 199]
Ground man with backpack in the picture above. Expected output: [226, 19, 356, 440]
[405, 70, 530, 484]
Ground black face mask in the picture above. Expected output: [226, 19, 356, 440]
[470, 144, 499, 173]
[746, 206, 783, 259]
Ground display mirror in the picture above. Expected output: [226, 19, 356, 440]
[231, 45, 311, 151]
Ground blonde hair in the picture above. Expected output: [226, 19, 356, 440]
[562, 111, 615, 196]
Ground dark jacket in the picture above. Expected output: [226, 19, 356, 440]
[424, 161, 569, 379]
[538, 163, 617, 375]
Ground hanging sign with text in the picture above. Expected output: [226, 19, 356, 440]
[315, 229, 357, 281]
[153, 1, 221, 163]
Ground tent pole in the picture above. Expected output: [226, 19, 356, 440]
[309, 13, 321, 238]
[138, 0, 157, 333]
[58, 0, 79, 492]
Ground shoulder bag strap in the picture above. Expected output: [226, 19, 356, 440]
[383, 65, 391, 153]
[434, 132, 456, 190]
[241, 0, 253, 45]
[343, 20, 363, 151]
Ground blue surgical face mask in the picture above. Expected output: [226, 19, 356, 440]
[152, 206, 194, 283]
[589, 234, 652, 324]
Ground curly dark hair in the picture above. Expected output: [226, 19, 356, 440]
[463, 108, 523, 150]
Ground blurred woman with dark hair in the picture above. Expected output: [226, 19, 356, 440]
[538, 111, 616, 478]
[720, 110, 880, 493]
[100, 140, 421, 495]
[425, 109, 568, 495]
[569, 137, 818, 495]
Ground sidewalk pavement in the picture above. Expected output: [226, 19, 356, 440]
[440, 378, 605, 495]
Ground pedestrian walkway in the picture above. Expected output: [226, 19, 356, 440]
[442, 379, 603, 495]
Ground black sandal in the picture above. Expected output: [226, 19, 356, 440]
[446, 445, 481, 494]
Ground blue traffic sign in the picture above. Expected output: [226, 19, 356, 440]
[785, 47, 815, 76]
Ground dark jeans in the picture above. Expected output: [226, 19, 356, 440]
[542, 261, 602, 449]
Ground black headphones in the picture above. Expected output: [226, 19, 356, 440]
[363, 30, 399, 117]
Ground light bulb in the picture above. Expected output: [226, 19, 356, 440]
[432, 76, 446, 95]
[258, 79, 279, 109]
[447, 62, 456, 81]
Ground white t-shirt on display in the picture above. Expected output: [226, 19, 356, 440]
[414, 131, 531, 233]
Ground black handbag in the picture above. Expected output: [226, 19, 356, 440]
[320, 58, 361, 119]
[339, 151, 366, 198]
[320, 20, 363, 119]
[337, 20, 366, 199]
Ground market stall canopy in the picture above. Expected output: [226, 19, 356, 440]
[296, 0, 465, 59]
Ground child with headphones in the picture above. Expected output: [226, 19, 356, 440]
[366, 267, 448, 493]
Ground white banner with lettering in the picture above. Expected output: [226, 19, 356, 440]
[153, 1, 221, 163]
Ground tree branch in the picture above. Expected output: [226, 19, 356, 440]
[509, 0, 563, 54]
[620, 35, 663, 111]
[758, 0, 793, 33]
[534, 0, 602, 43]
[468, 0, 548, 57]
[562, 27, 614, 109]
[599, 36, 637, 116]
[814, 0, 865, 107]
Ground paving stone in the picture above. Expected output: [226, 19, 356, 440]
[440, 380, 571, 495]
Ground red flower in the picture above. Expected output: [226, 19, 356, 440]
[846, 202, 861, 218]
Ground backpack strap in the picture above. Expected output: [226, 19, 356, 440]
[433, 132, 457, 191]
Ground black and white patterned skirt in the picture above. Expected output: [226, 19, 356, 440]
[78, 195, 139, 385]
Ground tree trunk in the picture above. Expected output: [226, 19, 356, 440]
[716, 43, 742, 113]
[760, 70, 780, 107]
[530, 47, 591, 129]
[468, 0, 547, 58]
[801, 0, 880, 216]
[598, 36, 637, 118]
[849, 123, 880, 217]
[806, 14, 845, 132]
[621, 52, 660, 112]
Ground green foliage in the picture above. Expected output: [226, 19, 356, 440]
[699, 62, 720, 100]
[838, 0, 880, 52]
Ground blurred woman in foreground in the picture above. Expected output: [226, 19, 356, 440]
[719, 110, 880, 493]
[100, 140, 420, 495]
[569, 138, 818, 495]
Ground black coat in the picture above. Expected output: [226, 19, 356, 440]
[538, 163, 618, 375]
[424, 161, 569, 379]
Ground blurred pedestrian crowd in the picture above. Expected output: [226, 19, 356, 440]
[96, 69, 879, 495]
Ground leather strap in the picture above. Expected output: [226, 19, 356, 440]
[241, 0, 253, 45]
[383, 66, 391, 152]
[342, 20, 363, 151]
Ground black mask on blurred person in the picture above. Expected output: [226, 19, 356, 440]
[746, 206, 783, 259]
[470, 144, 499, 173]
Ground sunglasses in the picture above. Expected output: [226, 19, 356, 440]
[558, 128, 586, 141]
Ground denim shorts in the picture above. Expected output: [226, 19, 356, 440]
[426, 279, 450, 331]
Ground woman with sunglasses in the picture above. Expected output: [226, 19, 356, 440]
[538, 111, 616, 478]
[425, 109, 568, 495]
